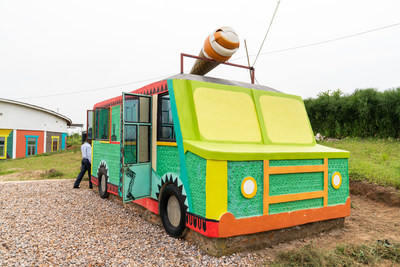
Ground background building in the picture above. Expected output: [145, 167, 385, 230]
[0, 98, 72, 159]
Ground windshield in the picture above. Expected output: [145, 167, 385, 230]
[172, 79, 315, 146]
[193, 87, 262, 143]
[259, 94, 314, 144]
[192, 85, 314, 145]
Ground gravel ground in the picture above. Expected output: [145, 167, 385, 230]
[0, 179, 259, 266]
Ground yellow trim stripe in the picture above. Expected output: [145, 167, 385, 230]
[0, 134, 8, 159]
[125, 141, 136, 145]
[51, 136, 60, 152]
[99, 140, 110, 144]
[0, 129, 12, 136]
[157, 141, 177, 146]
[205, 160, 228, 220]
[91, 144, 94, 174]
[269, 191, 325, 204]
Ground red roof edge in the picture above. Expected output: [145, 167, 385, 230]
[93, 80, 169, 109]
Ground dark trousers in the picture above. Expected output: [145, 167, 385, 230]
[74, 158, 92, 188]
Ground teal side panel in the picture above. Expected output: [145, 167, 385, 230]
[61, 133, 67, 150]
[269, 172, 324, 196]
[328, 158, 349, 205]
[269, 198, 323, 215]
[185, 152, 206, 217]
[111, 105, 121, 142]
[123, 164, 151, 202]
[227, 161, 263, 219]
[168, 79, 193, 211]
[151, 169, 161, 199]
[156, 145, 180, 177]
[269, 159, 324, 167]
[6, 131, 13, 159]
[92, 141, 121, 185]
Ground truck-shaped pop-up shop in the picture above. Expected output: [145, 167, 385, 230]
[86, 28, 350, 239]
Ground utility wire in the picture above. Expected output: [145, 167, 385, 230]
[16, 74, 174, 100]
[234, 21, 400, 62]
[252, 0, 281, 67]
[15, 21, 400, 101]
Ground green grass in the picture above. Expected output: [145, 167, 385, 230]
[0, 169, 17, 175]
[319, 138, 400, 189]
[0, 134, 84, 181]
[274, 240, 400, 266]
[2, 137, 400, 189]
[0, 148, 81, 181]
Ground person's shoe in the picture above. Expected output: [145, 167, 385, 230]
[73, 186, 80, 189]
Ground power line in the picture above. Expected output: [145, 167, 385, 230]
[233, 21, 400, 62]
[16, 74, 174, 100]
[14, 21, 400, 101]
[252, 0, 281, 67]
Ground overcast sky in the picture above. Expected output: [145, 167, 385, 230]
[1, 0, 399, 127]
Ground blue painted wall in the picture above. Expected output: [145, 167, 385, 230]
[61, 133, 67, 149]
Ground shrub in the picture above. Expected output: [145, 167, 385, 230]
[305, 87, 400, 138]
[42, 169, 64, 178]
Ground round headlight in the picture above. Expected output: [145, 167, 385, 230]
[241, 177, 257, 198]
[331, 172, 342, 189]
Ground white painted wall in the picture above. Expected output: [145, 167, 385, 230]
[0, 102, 69, 132]
[12, 129, 16, 158]
[43, 131, 47, 152]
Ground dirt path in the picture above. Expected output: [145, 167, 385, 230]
[0, 170, 46, 182]
[1, 178, 399, 265]
[250, 194, 400, 263]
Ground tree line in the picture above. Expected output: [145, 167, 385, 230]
[304, 87, 400, 138]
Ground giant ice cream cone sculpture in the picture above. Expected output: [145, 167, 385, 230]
[190, 26, 240, 76]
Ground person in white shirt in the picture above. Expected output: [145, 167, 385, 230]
[73, 137, 93, 189]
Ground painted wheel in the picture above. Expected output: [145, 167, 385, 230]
[159, 184, 186, 237]
[98, 167, 109, 199]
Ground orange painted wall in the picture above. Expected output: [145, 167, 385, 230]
[16, 130, 44, 158]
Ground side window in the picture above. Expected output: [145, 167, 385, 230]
[110, 105, 121, 142]
[26, 136, 38, 156]
[123, 94, 151, 164]
[124, 95, 150, 123]
[87, 110, 95, 140]
[0, 137, 5, 159]
[51, 136, 59, 151]
[95, 108, 110, 140]
[124, 96, 139, 122]
[124, 125, 137, 164]
[157, 94, 175, 141]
